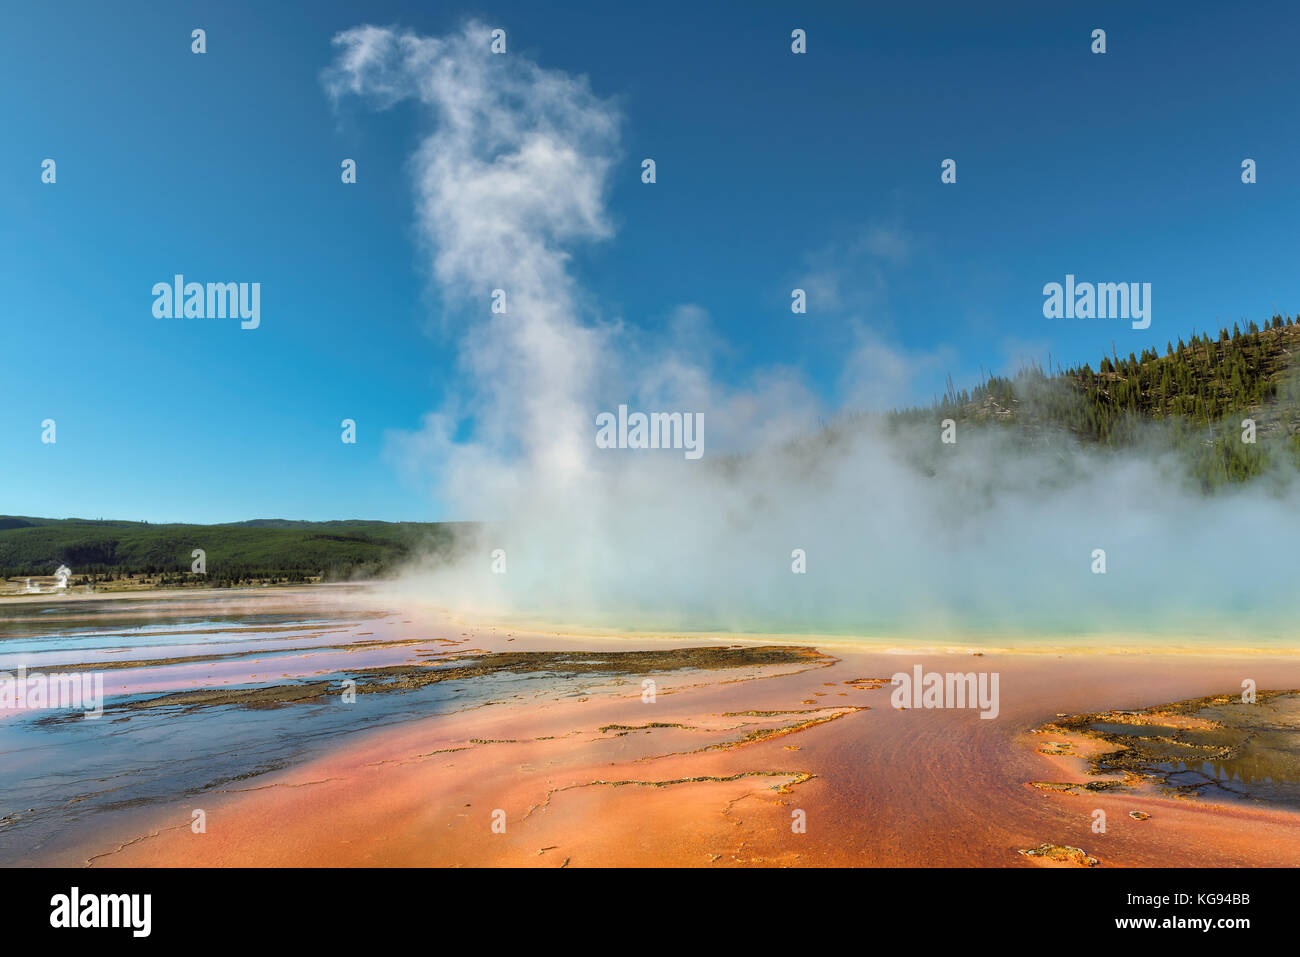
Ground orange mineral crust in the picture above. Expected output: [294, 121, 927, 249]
[62, 644, 1300, 868]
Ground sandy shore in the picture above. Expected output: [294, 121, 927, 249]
[50, 628, 1300, 867]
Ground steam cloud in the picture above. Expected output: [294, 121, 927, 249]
[325, 23, 1300, 643]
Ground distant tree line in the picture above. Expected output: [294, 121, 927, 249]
[889, 315, 1300, 489]
[0, 521, 458, 582]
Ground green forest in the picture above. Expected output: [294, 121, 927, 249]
[889, 314, 1300, 488]
[0, 517, 463, 585]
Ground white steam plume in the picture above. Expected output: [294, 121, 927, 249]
[325, 23, 1300, 643]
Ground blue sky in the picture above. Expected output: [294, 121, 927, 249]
[3, 0, 1299, 523]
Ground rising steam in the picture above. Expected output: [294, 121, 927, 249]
[325, 23, 1300, 643]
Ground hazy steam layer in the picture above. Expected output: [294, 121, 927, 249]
[326, 24, 1300, 640]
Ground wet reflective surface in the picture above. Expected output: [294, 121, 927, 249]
[1083, 693, 1300, 807]
[0, 590, 541, 862]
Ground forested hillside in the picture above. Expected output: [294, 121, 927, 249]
[890, 314, 1300, 487]
[0, 517, 463, 585]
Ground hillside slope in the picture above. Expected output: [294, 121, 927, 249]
[0, 516, 464, 583]
[889, 314, 1300, 487]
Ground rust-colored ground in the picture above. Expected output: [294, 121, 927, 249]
[63, 640, 1300, 867]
